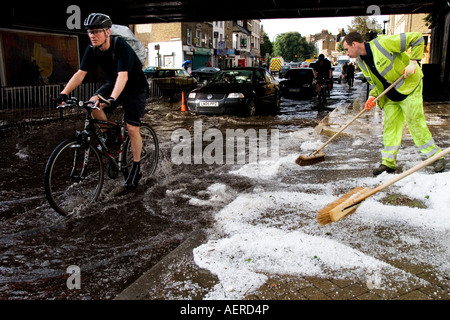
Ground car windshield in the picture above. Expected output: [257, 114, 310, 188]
[210, 70, 253, 84]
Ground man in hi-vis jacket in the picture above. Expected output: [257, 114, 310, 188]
[343, 31, 445, 176]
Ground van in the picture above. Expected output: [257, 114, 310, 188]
[269, 57, 285, 74]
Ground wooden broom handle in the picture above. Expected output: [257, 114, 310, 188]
[313, 74, 406, 156]
[353, 146, 450, 204]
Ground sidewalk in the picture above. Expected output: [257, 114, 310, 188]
[115, 93, 450, 301]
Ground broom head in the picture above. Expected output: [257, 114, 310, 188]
[317, 187, 372, 226]
[295, 151, 326, 166]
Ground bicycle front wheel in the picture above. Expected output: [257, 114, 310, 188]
[44, 138, 104, 216]
[124, 124, 159, 178]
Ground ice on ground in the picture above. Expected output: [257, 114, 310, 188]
[193, 189, 444, 299]
[190, 126, 450, 300]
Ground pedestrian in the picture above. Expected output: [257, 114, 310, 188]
[346, 63, 355, 87]
[55, 13, 149, 189]
[343, 31, 445, 175]
[182, 60, 192, 74]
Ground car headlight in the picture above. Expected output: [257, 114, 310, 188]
[188, 92, 196, 99]
[227, 93, 244, 98]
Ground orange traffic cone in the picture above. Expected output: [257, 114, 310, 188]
[181, 91, 187, 112]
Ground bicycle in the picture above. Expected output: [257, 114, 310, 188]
[44, 95, 159, 216]
[315, 78, 330, 104]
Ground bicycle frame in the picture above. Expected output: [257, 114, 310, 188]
[81, 110, 128, 173]
[61, 98, 129, 177]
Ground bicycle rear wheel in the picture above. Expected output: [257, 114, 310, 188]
[123, 124, 159, 178]
[44, 138, 104, 216]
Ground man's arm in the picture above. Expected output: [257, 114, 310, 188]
[61, 70, 87, 95]
[110, 71, 128, 100]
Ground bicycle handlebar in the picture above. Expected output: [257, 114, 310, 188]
[57, 97, 100, 111]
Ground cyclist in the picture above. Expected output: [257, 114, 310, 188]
[312, 54, 332, 99]
[55, 13, 148, 190]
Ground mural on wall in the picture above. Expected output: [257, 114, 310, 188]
[0, 29, 79, 86]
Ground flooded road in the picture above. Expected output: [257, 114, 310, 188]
[0, 81, 363, 299]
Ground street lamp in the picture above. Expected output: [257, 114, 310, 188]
[383, 20, 390, 35]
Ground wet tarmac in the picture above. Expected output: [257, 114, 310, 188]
[0, 80, 362, 299]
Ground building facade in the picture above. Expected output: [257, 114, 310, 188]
[386, 14, 431, 63]
[135, 22, 214, 70]
[232, 20, 262, 67]
[135, 20, 261, 70]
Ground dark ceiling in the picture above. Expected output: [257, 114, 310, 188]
[1, 0, 447, 30]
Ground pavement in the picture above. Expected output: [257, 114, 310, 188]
[115, 88, 450, 302]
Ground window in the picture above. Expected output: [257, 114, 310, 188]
[186, 28, 192, 45]
[255, 70, 265, 83]
[196, 30, 202, 46]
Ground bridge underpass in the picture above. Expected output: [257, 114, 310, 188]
[0, 1, 449, 97]
[1, 1, 445, 25]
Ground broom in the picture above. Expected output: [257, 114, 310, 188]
[296, 74, 406, 166]
[317, 146, 450, 226]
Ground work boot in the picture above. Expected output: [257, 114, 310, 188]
[125, 161, 142, 190]
[373, 164, 395, 176]
[433, 158, 446, 173]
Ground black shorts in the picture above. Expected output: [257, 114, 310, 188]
[95, 82, 146, 127]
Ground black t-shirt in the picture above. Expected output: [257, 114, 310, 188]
[313, 59, 332, 79]
[80, 36, 147, 94]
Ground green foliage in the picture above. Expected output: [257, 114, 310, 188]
[273, 32, 316, 62]
[347, 16, 382, 35]
[260, 32, 273, 58]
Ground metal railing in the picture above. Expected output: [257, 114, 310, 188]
[0, 83, 102, 124]
[0, 78, 193, 128]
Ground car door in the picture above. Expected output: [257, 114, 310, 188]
[254, 69, 270, 105]
[263, 70, 277, 102]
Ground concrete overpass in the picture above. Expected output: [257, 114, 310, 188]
[0, 1, 446, 29]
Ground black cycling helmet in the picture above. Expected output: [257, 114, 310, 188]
[84, 13, 112, 29]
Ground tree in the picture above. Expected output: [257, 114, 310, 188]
[260, 32, 273, 58]
[273, 32, 316, 62]
[348, 16, 382, 35]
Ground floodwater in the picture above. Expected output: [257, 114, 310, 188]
[0, 81, 362, 299]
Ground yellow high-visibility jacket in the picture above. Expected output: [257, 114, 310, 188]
[357, 32, 424, 107]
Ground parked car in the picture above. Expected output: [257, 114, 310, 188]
[279, 68, 315, 98]
[190, 67, 220, 84]
[332, 66, 341, 82]
[355, 71, 366, 82]
[279, 65, 290, 78]
[143, 66, 157, 78]
[187, 67, 280, 116]
[151, 68, 197, 101]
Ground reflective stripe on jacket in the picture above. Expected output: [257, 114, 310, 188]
[357, 32, 424, 107]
